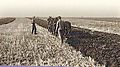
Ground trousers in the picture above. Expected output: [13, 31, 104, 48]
[58, 30, 64, 44]
[32, 25, 37, 34]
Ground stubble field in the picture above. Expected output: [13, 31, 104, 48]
[0, 17, 102, 67]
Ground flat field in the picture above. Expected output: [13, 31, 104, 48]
[62, 17, 120, 35]
[0, 17, 119, 67]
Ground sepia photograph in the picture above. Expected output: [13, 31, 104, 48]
[0, 0, 120, 67]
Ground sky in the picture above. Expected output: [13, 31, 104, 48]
[0, 0, 120, 17]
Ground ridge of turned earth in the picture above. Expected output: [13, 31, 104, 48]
[0, 18, 103, 67]
[0, 17, 15, 25]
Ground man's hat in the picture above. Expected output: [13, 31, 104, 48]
[33, 16, 35, 19]
[49, 16, 52, 18]
[58, 16, 61, 19]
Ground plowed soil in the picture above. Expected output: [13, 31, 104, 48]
[36, 17, 120, 67]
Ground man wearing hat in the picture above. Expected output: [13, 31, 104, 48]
[32, 16, 37, 34]
[55, 16, 65, 44]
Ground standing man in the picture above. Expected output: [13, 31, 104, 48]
[55, 16, 65, 44]
[32, 16, 37, 34]
[47, 16, 52, 32]
[53, 17, 59, 36]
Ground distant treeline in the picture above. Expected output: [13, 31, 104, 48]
[0, 17, 16, 25]
[27, 16, 120, 23]
[80, 17, 120, 22]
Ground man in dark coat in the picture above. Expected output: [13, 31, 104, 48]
[47, 16, 53, 32]
[32, 16, 37, 34]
